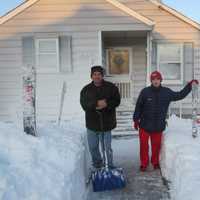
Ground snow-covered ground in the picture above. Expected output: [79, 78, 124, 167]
[1, 114, 199, 200]
[0, 118, 89, 200]
[88, 136, 169, 200]
[161, 115, 200, 200]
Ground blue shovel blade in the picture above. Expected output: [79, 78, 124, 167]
[92, 167, 126, 192]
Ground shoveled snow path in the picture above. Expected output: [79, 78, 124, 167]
[87, 136, 170, 200]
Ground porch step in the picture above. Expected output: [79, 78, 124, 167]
[113, 110, 135, 136]
[112, 130, 138, 137]
[117, 110, 133, 116]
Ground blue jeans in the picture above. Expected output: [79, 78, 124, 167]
[87, 129, 113, 168]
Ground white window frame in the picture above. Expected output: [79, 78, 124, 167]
[35, 38, 59, 73]
[157, 43, 184, 85]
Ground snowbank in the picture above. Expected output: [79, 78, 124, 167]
[161, 115, 200, 200]
[0, 119, 89, 200]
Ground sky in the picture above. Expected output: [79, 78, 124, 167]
[0, 0, 199, 23]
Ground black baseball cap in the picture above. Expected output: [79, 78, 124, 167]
[90, 66, 104, 77]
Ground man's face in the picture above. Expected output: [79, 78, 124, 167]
[91, 71, 103, 84]
[151, 78, 161, 87]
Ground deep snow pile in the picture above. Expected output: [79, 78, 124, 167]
[0, 119, 88, 200]
[161, 115, 200, 200]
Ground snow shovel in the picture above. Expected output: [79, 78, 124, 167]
[91, 111, 126, 192]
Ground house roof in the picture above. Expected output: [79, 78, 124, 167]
[0, 0, 199, 31]
[150, 0, 200, 30]
[0, 0, 154, 26]
[0, 0, 39, 25]
[105, 0, 154, 26]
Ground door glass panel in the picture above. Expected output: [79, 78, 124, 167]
[108, 49, 129, 75]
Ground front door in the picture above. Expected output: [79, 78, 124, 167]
[105, 47, 133, 109]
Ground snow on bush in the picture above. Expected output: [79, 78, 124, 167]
[0, 119, 88, 200]
[161, 115, 200, 200]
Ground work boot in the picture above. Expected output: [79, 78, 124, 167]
[153, 164, 160, 170]
[140, 166, 147, 172]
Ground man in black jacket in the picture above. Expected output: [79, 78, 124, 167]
[80, 66, 120, 168]
[133, 71, 198, 171]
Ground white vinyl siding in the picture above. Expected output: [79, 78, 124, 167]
[0, 0, 199, 121]
[157, 43, 183, 84]
[36, 38, 59, 73]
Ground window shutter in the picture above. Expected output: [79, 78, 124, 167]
[184, 42, 194, 81]
[59, 36, 72, 73]
[151, 41, 157, 72]
[22, 36, 35, 67]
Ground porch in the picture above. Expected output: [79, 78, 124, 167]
[99, 30, 150, 133]
[100, 30, 150, 109]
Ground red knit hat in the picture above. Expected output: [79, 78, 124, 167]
[150, 71, 163, 81]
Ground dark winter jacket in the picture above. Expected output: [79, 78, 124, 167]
[80, 80, 121, 132]
[133, 84, 192, 133]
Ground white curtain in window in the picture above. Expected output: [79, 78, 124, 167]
[159, 45, 181, 62]
[38, 40, 57, 53]
[36, 38, 59, 72]
[158, 44, 183, 83]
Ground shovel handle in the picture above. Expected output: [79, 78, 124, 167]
[96, 111, 108, 168]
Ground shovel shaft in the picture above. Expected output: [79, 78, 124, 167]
[97, 111, 109, 169]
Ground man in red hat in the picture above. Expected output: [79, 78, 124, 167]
[133, 70, 198, 171]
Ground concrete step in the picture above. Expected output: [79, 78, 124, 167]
[116, 111, 133, 116]
[115, 127, 133, 131]
[116, 120, 132, 124]
[115, 110, 134, 135]
[112, 129, 138, 136]
[114, 126, 133, 132]
[117, 119, 132, 123]
[117, 116, 132, 120]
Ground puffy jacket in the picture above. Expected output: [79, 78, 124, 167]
[80, 80, 121, 132]
[133, 84, 191, 133]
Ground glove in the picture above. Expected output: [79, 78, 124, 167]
[133, 120, 139, 130]
[189, 79, 199, 86]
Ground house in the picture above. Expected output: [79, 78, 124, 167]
[0, 0, 199, 125]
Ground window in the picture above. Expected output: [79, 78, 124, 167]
[157, 44, 183, 84]
[36, 38, 59, 73]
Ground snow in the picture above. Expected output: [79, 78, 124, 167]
[161, 115, 200, 200]
[88, 137, 169, 200]
[0, 114, 199, 200]
[0, 118, 89, 200]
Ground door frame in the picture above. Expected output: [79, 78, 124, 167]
[146, 31, 152, 86]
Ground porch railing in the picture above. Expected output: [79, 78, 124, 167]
[114, 82, 131, 99]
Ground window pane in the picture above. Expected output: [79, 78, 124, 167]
[159, 44, 181, 62]
[108, 49, 129, 75]
[38, 54, 58, 69]
[159, 63, 181, 80]
[39, 40, 57, 53]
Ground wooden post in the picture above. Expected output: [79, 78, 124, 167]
[146, 31, 152, 86]
[58, 81, 67, 126]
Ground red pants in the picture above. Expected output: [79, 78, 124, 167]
[139, 128, 162, 167]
